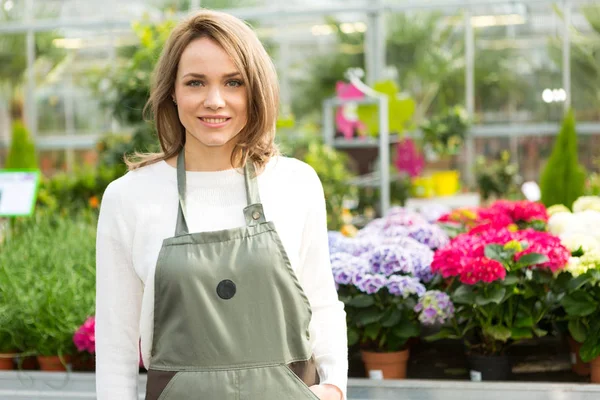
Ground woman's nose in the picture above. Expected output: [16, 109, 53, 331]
[203, 87, 226, 110]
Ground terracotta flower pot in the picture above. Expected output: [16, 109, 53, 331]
[591, 356, 600, 383]
[567, 336, 590, 376]
[360, 349, 410, 380]
[0, 352, 16, 370]
[37, 355, 72, 372]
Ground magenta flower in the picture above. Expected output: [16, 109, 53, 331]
[73, 316, 95, 354]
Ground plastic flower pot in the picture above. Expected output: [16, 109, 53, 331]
[467, 353, 511, 381]
[360, 349, 410, 380]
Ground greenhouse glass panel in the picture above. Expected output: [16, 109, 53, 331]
[473, 2, 564, 124]
[570, 2, 600, 123]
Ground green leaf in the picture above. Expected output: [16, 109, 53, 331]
[452, 285, 475, 304]
[392, 320, 420, 339]
[533, 328, 548, 337]
[511, 327, 533, 340]
[568, 319, 587, 343]
[514, 311, 534, 328]
[484, 325, 512, 342]
[475, 287, 506, 306]
[567, 275, 593, 291]
[363, 323, 381, 341]
[425, 327, 461, 341]
[501, 275, 519, 285]
[381, 309, 403, 328]
[561, 291, 598, 317]
[484, 244, 505, 262]
[348, 295, 375, 308]
[355, 308, 382, 326]
[347, 328, 360, 346]
[516, 252, 549, 269]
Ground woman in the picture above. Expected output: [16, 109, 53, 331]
[95, 9, 347, 400]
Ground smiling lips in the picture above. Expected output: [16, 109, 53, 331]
[198, 116, 231, 128]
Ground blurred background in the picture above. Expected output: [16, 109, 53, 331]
[1, 0, 600, 389]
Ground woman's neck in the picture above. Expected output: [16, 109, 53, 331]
[181, 133, 237, 172]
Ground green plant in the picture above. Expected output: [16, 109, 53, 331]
[5, 121, 38, 169]
[554, 252, 600, 362]
[0, 211, 96, 357]
[475, 151, 521, 201]
[540, 109, 586, 209]
[37, 164, 123, 214]
[429, 230, 568, 356]
[419, 106, 470, 158]
[302, 140, 357, 230]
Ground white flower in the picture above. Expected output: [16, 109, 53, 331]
[573, 196, 600, 213]
[559, 233, 600, 253]
[548, 211, 576, 235]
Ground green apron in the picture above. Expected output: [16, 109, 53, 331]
[145, 151, 320, 399]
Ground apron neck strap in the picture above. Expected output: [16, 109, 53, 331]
[175, 149, 265, 236]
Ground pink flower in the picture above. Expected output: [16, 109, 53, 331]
[73, 316, 95, 354]
[459, 257, 506, 284]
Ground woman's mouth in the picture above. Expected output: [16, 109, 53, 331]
[198, 117, 231, 128]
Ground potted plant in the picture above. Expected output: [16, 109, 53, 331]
[0, 306, 17, 370]
[329, 208, 454, 379]
[547, 199, 600, 377]
[2, 211, 96, 371]
[73, 316, 96, 371]
[428, 226, 570, 381]
[555, 250, 600, 382]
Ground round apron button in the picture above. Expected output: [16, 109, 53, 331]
[252, 211, 261, 220]
[216, 280, 236, 300]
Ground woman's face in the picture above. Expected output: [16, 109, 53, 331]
[173, 37, 248, 151]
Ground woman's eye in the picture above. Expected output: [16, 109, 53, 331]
[186, 80, 203, 87]
[226, 80, 243, 88]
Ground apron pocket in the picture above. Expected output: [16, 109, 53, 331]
[147, 365, 319, 400]
[151, 370, 238, 400]
[239, 364, 320, 400]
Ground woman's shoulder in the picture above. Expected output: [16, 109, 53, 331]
[264, 156, 323, 196]
[266, 156, 319, 184]
[102, 161, 173, 205]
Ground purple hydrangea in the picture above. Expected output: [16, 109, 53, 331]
[357, 274, 387, 294]
[407, 224, 450, 250]
[414, 290, 455, 325]
[382, 225, 409, 238]
[368, 245, 414, 276]
[356, 218, 386, 238]
[387, 275, 426, 298]
[410, 248, 435, 283]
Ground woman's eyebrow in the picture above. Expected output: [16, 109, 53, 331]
[182, 72, 241, 79]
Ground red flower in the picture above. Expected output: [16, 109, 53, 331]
[459, 257, 506, 284]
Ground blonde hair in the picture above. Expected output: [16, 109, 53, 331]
[126, 9, 280, 171]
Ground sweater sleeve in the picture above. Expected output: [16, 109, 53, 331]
[95, 180, 143, 400]
[297, 167, 349, 400]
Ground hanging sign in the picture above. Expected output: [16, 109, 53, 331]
[0, 170, 41, 217]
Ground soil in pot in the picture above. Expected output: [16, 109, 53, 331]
[37, 355, 72, 372]
[361, 349, 410, 380]
[467, 353, 512, 381]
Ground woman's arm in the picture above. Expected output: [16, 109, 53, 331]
[298, 167, 348, 400]
[95, 181, 144, 400]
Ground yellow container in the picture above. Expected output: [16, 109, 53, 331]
[432, 170, 460, 196]
[411, 176, 435, 198]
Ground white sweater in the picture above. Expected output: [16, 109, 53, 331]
[95, 156, 348, 399]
